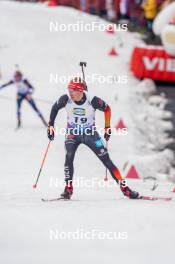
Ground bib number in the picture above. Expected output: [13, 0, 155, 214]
[74, 117, 87, 124]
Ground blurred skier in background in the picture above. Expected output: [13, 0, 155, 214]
[0, 71, 47, 129]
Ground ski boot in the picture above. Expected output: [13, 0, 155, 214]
[61, 183, 73, 200]
[120, 185, 139, 199]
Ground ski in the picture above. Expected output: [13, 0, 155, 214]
[41, 197, 70, 202]
[42, 196, 173, 202]
[139, 195, 172, 201]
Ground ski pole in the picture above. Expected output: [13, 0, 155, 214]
[79, 61, 87, 91]
[33, 140, 51, 189]
[104, 140, 108, 181]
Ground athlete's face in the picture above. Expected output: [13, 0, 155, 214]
[14, 75, 22, 82]
[68, 89, 84, 102]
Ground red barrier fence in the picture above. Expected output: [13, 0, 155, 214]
[130, 45, 175, 82]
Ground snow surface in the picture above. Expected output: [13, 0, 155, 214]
[0, 1, 175, 264]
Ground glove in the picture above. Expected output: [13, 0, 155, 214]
[104, 127, 111, 141]
[47, 126, 55, 141]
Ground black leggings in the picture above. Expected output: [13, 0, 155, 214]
[64, 131, 123, 184]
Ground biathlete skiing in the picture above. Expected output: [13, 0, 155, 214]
[0, 71, 47, 128]
[47, 76, 139, 200]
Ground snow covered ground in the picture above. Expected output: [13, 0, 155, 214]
[0, 1, 175, 264]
